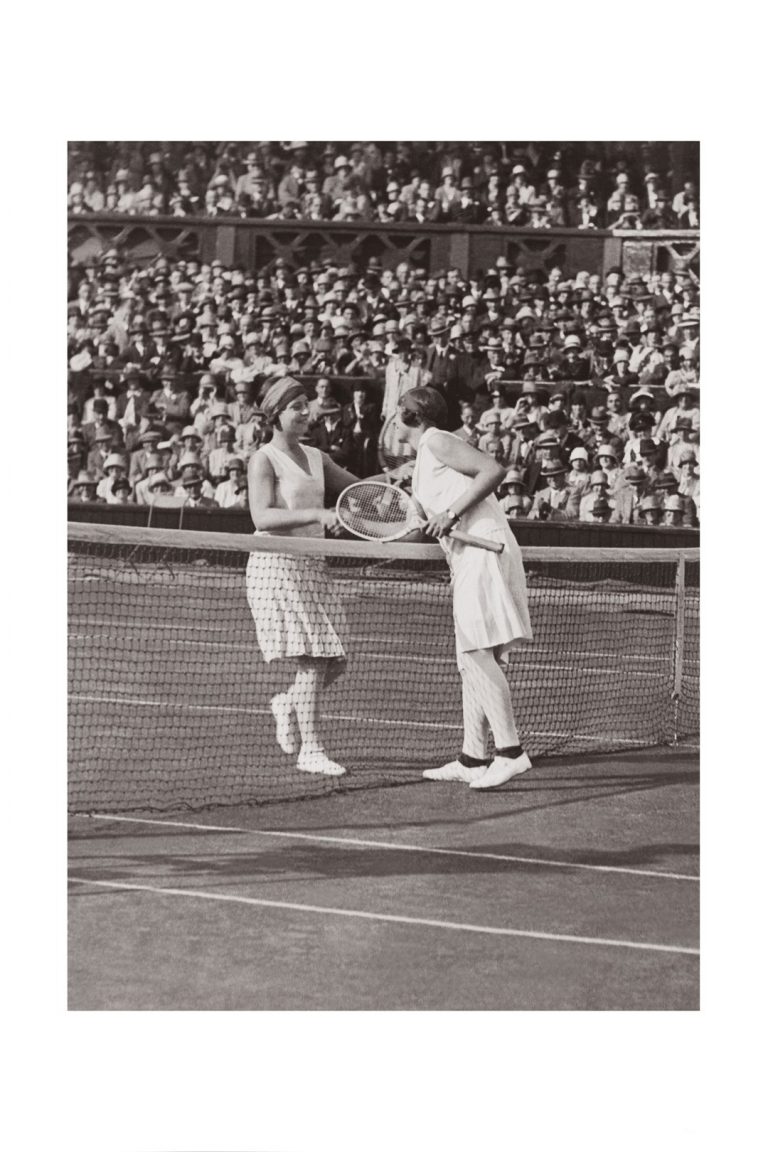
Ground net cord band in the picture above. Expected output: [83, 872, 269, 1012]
[68, 521, 700, 566]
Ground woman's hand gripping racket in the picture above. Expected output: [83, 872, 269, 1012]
[336, 481, 504, 552]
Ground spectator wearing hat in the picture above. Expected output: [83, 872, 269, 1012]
[86, 426, 121, 479]
[540, 407, 585, 459]
[664, 348, 699, 398]
[322, 155, 353, 207]
[424, 318, 463, 426]
[342, 383, 381, 477]
[584, 406, 623, 461]
[143, 470, 175, 501]
[81, 397, 121, 448]
[601, 347, 639, 393]
[524, 430, 567, 495]
[171, 425, 208, 478]
[207, 424, 242, 481]
[449, 179, 483, 224]
[636, 437, 667, 488]
[661, 493, 688, 528]
[119, 319, 159, 372]
[70, 470, 101, 502]
[180, 470, 218, 509]
[133, 451, 167, 504]
[477, 387, 517, 435]
[553, 334, 591, 384]
[477, 414, 513, 467]
[513, 381, 550, 428]
[236, 406, 270, 458]
[579, 471, 616, 522]
[479, 337, 514, 391]
[567, 446, 591, 498]
[311, 399, 353, 468]
[507, 414, 541, 472]
[528, 460, 580, 521]
[151, 368, 191, 434]
[173, 457, 216, 500]
[612, 464, 650, 524]
[677, 451, 700, 519]
[228, 380, 256, 427]
[631, 328, 665, 380]
[638, 494, 663, 526]
[82, 379, 118, 425]
[109, 477, 134, 504]
[128, 424, 165, 486]
[640, 189, 678, 229]
[657, 388, 700, 443]
[665, 422, 700, 477]
[96, 453, 129, 502]
[434, 168, 461, 218]
[594, 440, 626, 495]
[502, 494, 529, 519]
[201, 402, 236, 457]
[499, 468, 532, 519]
[215, 457, 248, 508]
[190, 373, 221, 435]
[381, 340, 431, 423]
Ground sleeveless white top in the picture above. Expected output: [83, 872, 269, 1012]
[412, 427, 533, 657]
[245, 440, 347, 667]
[256, 441, 325, 538]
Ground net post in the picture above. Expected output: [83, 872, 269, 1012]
[671, 553, 687, 744]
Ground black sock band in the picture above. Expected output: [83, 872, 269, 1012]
[496, 745, 524, 759]
[458, 753, 491, 768]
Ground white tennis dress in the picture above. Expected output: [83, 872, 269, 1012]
[412, 427, 533, 661]
[245, 442, 347, 669]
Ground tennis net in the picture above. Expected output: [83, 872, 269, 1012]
[68, 523, 699, 813]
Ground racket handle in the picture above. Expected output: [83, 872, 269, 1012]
[451, 529, 504, 553]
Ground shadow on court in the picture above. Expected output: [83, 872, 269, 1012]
[68, 748, 699, 1011]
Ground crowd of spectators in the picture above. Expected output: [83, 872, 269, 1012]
[67, 247, 700, 528]
[67, 142, 699, 230]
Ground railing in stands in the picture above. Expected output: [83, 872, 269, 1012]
[68, 214, 700, 281]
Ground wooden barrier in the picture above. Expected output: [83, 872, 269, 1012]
[68, 214, 700, 281]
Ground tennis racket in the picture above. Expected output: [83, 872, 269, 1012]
[336, 481, 504, 552]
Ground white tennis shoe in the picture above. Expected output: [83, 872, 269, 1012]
[423, 759, 488, 783]
[469, 752, 532, 790]
[297, 749, 347, 776]
[271, 692, 299, 755]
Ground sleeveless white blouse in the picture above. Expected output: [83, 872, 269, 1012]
[412, 427, 533, 659]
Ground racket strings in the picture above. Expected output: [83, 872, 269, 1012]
[337, 482, 416, 541]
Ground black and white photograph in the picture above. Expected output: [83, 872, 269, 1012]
[10, 7, 766, 1148]
[66, 138, 700, 1013]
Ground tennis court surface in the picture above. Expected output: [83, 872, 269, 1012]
[68, 525, 699, 1010]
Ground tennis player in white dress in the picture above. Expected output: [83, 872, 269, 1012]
[246, 378, 361, 776]
[397, 387, 534, 789]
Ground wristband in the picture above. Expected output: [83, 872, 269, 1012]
[446, 507, 460, 524]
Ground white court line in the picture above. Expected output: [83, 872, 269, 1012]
[67, 693, 671, 745]
[85, 813, 700, 883]
[67, 876, 698, 956]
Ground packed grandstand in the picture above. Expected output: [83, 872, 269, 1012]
[67, 141, 700, 526]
